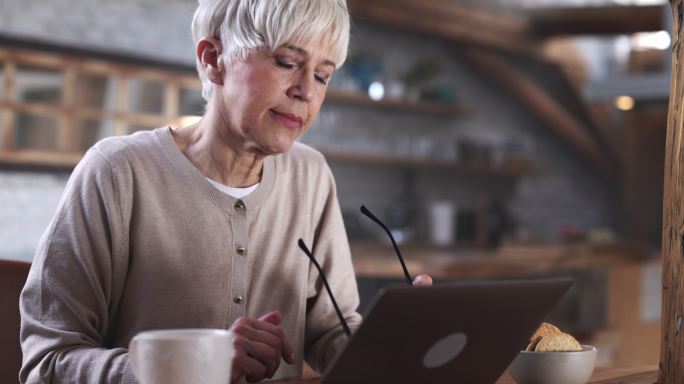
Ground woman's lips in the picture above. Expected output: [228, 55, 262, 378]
[270, 110, 303, 129]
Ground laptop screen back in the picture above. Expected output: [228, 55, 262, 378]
[321, 278, 573, 384]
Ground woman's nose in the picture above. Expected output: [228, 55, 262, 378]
[287, 72, 314, 102]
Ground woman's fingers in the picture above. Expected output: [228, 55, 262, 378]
[229, 313, 296, 381]
[231, 344, 267, 383]
[255, 312, 295, 364]
[231, 324, 282, 377]
[259, 310, 283, 324]
[412, 274, 433, 286]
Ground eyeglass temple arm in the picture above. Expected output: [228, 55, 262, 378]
[298, 239, 352, 338]
[360, 205, 413, 285]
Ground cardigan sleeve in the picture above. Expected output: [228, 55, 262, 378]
[303, 162, 362, 373]
[19, 147, 136, 384]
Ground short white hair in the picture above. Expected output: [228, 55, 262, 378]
[191, 0, 350, 101]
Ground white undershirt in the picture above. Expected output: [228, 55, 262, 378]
[206, 178, 259, 198]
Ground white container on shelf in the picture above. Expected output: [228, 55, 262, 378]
[428, 201, 456, 245]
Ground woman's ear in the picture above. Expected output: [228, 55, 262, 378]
[197, 37, 223, 85]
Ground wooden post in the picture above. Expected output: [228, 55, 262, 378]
[661, 1, 684, 382]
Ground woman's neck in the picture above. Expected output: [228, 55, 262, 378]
[172, 110, 264, 187]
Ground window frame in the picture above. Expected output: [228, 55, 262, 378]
[0, 45, 203, 167]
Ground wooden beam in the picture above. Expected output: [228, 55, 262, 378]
[59, 66, 76, 152]
[165, 83, 180, 119]
[0, 100, 167, 128]
[2, 62, 16, 150]
[660, 1, 684, 382]
[529, 5, 664, 36]
[347, 0, 535, 54]
[378, 0, 528, 34]
[114, 76, 128, 136]
[622, 107, 666, 245]
[0, 47, 201, 89]
[462, 48, 616, 178]
[0, 35, 197, 79]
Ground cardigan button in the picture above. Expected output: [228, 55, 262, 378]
[233, 296, 243, 304]
[236, 247, 246, 256]
[234, 200, 246, 212]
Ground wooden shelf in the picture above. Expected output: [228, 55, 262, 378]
[349, 242, 650, 279]
[321, 149, 537, 177]
[0, 150, 82, 168]
[326, 89, 475, 117]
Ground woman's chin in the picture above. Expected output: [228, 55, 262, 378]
[259, 139, 297, 156]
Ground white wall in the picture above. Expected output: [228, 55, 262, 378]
[0, 172, 68, 261]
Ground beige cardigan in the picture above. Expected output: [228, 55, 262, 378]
[19, 127, 361, 383]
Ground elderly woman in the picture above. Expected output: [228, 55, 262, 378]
[19, 0, 431, 383]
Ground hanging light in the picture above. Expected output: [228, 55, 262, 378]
[614, 95, 635, 111]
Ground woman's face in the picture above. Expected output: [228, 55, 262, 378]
[213, 35, 336, 156]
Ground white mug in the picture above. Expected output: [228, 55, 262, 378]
[129, 329, 234, 384]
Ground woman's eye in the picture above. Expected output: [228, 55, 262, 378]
[315, 74, 328, 85]
[275, 58, 296, 69]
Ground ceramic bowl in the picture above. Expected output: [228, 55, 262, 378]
[508, 345, 598, 384]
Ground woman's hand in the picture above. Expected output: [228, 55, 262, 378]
[412, 274, 433, 286]
[229, 311, 295, 383]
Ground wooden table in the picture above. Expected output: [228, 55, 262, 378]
[272, 365, 658, 384]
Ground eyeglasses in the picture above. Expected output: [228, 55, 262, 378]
[298, 205, 414, 339]
[298, 239, 352, 338]
[359, 205, 412, 285]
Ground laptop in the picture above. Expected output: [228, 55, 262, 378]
[319, 278, 573, 384]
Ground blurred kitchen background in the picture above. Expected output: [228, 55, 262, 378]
[0, 0, 671, 370]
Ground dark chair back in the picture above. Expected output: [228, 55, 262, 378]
[0, 260, 31, 384]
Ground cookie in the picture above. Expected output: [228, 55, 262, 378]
[525, 336, 542, 351]
[526, 322, 561, 351]
[534, 332, 582, 352]
[530, 322, 561, 341]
